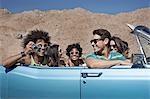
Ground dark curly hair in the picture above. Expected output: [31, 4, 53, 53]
[66, 43, 83, 57]
[22, 30, 50, 48]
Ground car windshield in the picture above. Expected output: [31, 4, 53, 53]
[136, 28, 150, 64]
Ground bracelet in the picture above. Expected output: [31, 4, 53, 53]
[20, 51, 26, 57]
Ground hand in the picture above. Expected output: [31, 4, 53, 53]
[67, 59, 74, 66]
[24, 41, 35, 55]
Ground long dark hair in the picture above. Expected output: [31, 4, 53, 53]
[47, 44, 60, 67]
[110, 36, 129, 54]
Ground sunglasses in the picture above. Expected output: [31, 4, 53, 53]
[37, 44, 48, 48]
[70, 51, 79, 55]
[110, 45, 117, 48]
[90, 39, 103, 44]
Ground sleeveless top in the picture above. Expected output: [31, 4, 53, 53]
[30, 55, 48, 66]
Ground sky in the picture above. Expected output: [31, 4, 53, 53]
[0, 0, 150, 14]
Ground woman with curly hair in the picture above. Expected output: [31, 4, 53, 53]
[3, 30, 50, 68]
[66, 43, 85, 66]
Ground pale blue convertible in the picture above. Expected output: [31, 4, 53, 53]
[0, 25, 150, 99]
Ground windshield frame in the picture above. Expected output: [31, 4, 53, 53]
[133, 26, 150, 65]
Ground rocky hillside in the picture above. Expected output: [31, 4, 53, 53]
[0, 8, 150, 63]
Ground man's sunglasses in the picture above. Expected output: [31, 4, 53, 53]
[90, 39, 103, 44]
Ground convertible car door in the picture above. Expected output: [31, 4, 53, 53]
[81, 68, 150, 99]
[0, 66, 8, 99]
[1, 66, 81, 99]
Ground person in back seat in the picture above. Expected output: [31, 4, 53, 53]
[66, 43, 85, 66]
[109, 36, 130, 59]
[122, 40, 130, 58]
[47, 44, 66, 67]
[2, 30, 50, 68]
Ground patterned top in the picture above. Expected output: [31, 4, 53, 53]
[86, 52, 126, 60]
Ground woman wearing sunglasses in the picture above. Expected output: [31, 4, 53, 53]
[110, 36, 130, 59]
[66, 43, 85, 66]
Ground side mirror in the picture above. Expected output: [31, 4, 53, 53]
[131, 54, 145, 68]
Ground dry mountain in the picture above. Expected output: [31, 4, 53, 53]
[0, 8, 150, 63]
